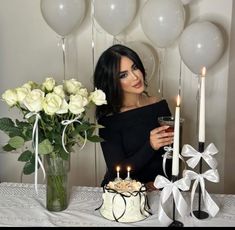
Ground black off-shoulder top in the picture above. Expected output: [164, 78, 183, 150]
[98, 99, 172, 186]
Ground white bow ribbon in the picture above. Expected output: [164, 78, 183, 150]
[181, 143, 218, 169]
[162, 146, 173, 177]
[162, 146, 186, 178]
[154, 175, 190, 225]
[61, 116, 87, 153]
[183, 169, 220, 218]
[25, 112, 46, 194]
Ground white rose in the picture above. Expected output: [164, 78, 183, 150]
[2, 89, 18, 106]
[56, 99, 68, 114]
[63, 79, 82, 95]
[68, 94, 88, 115]
[75, 87, 88, 97]
[16, 87, 30, 103]
[42, 77, 56, 91]
[22, 81, 37, 90]
[42, 93, 63, 115]
[23, 89, 44, 112]
[53, 85, 65, 98]
[89, 88, 107, 106]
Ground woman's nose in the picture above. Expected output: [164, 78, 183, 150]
[130, 70, 138, 80]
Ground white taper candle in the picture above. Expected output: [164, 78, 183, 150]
[199, 67, 206, 142]
[172, 95, 180, 176]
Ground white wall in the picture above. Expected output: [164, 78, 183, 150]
[0, 0, 234, 194]
[225, 1, 235, 194]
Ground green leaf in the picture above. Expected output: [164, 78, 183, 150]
[23, 161, 35, 175]
[0, 118, 23, 138]
[8, 127, 25, 138]
[8, 136, 24, 149]
[3, 144, 16, 151]
[23, 129, 33, 141]
[75, 123, 90, 132]
[18, 150, 33, 162]
[58, 149, 70, 161]
[0, 118, 15, 133]
[38, 139, 54, 155]
[87, 135, 104, 142]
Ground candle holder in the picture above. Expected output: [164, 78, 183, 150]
[192, 142, 209, 219]
[168, 175, 184, 227]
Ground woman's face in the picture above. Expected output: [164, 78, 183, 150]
[119, 56, 145, 96]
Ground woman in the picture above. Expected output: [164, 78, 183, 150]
[93, 44, 174, 191]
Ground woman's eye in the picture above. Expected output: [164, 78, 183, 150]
[132, 64, 138, 70]
[119, 72, 128, 79]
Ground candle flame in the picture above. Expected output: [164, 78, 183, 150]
[127, 166, 131, 172]
[116, 166, 120, 172]
[202, 67, 206, 77]
[176, 94, 180, 106]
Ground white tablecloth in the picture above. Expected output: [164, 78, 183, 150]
[0, 182, 235, 227]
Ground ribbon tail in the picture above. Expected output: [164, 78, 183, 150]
[190, 179, 199, 218]
[203, 190, 220, 217]
[162, 154, 168, 178]
[79, 130, 87, 151]
[61, 117, 88, 152]
[62, 124, 70, 153]
[162, 148, 172, 178]
[173, 188, 188, 217]
[37, 156, 46, 181]
[34, 126, 39, 195]
[158, 194, 173, 226]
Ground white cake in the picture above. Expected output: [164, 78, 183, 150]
[99, 179, 151, 222]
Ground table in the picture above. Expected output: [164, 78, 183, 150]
[0, 182, 235, 227]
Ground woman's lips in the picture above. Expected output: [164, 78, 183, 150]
[133, 81, 142, 88]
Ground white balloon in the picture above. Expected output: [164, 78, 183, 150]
[125, 41, 157, 82]
[41, 0, 86, 36]
[94, 0, 137, 36]
[179, 21, 224, 74]
[181, 0, 192, 5]
[140, 0, 185, 48]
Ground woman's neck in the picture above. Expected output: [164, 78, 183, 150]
[120, 94, 158, 113]
[122, 94, 144, 108]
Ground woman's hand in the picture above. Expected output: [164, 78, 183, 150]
[150, 126, 174, 150]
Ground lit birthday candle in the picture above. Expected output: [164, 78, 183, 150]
[199, 67, 206, 143]
[172, 95, 180, 176]
[126, 166, 131, 180]
[115, 166, 121, 180]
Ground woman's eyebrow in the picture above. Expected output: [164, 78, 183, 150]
[118, 70, 128, 74]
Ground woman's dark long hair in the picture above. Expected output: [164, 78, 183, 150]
[93, 44, 147, 119]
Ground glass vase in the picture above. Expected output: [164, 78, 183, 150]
[44, 154, 70, 212]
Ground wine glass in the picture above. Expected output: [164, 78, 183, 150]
[158, 116, 184, 177]
[158, 116, 175, 133]
[158, 116, 175, 155]
[158, 116, 184, 139]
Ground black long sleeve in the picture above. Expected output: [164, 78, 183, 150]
[98, 99, 172, 186]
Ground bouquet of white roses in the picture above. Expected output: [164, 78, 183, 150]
[0, 77, 107, 176]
